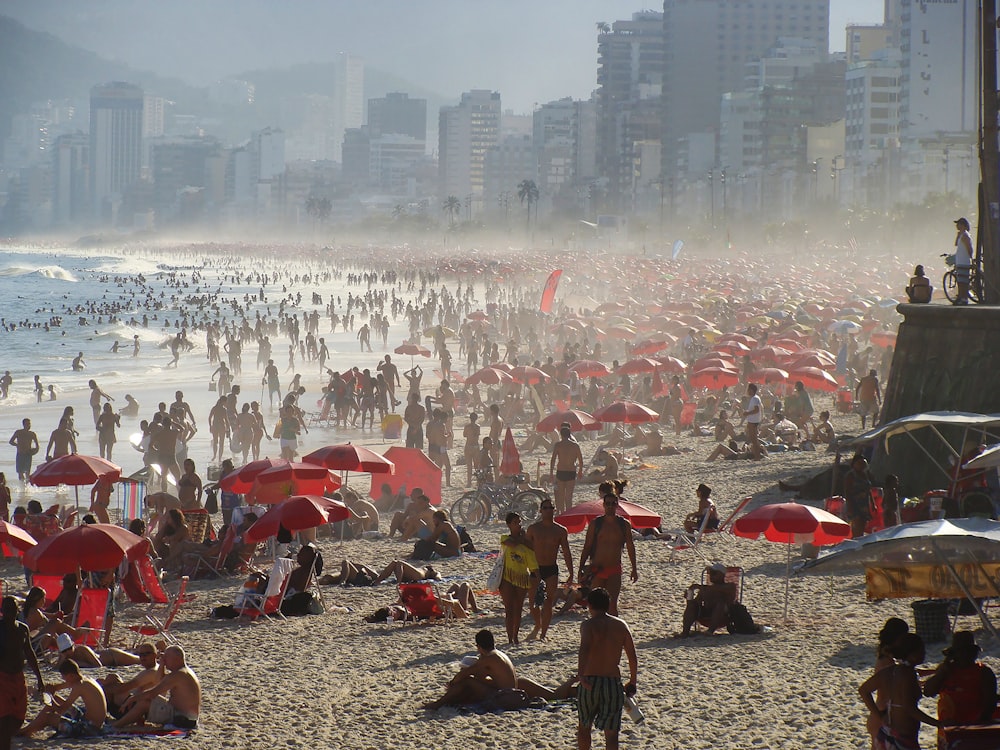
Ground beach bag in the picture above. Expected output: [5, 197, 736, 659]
[204, 487, 219, 515]
[457, 525, 476, 553]
[411, 538, 436, 560]
[486, 549, 505, 592]
[727, 603, 761, 635]
[209, 380, 216, 392]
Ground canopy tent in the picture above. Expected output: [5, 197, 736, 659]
[367, 447, 443, 507]
[797, 517, 1000, 638]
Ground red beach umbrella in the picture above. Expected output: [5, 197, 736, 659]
[510, 366, 551, 385]
[500, 427, 521, 477]
[689, 367, 740, 390]
[630, 339, 670, 356]
[788, 367, 839, 392]
[615, 358, 661, 376]
[556, 499, 661, 534]
[302, 444, 395, 475]
[0, 520, 38, 553]
[29, 454, 121, 487]
[870, 331, 897, 348]
[393, 343, 431, 358]
[24, 523, 145, 574]
[733, 502, 850, 619]
[466, 367, 513, 386]
[466, 311, 489, 321]
[243, 495, 350, 543]
[750, 345, 793, 363]
[654, 356, 687, 373]
[568, 360, 612, 379]
[536, 409, 602, 433]
[748, 368, 790, 385]
[592, 400, 659, 424]
[219, 457, 289, 494]
[248, 462, 341, 504]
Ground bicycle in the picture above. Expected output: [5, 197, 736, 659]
[450, 469, 548, 526]
[941, 253, 983, 303]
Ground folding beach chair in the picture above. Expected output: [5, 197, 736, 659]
[71, 587, 111, 647]
[380, 413, 403, 442]
[187, 524, 237, 579]
[695, 565, 745, 632]
[713, 496, 752, 536]
[397, 582, 453, 625]
[235, 557, 294, 621]
[128, 576, 190, 646]
[182, 509, 213, 544]
[666, 512, 712, 563]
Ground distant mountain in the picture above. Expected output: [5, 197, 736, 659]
[0, 13, 448, 148]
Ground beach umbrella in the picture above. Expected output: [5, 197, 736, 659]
[30, 454, 121, 488]
[568, 360, 612, 379]
[0, 520, 37, 553]
[556, 499, 661, 534]
[302, 444, 395, 475]
[24, 523, 145, 574]
[870, 331, 897, 348]
[689, 367, 740, 390]
[490, 362, 515, 373]
[500, 427, 521, 477]
[788, 367, 839, 392]
[828, 320, 862, 335]
[714, 340, 752, 355]
[247, 462, 341, 504]
[244, 495, 350, 544]
[653, 356, 687, 373]
[394, 342, 432, 368]
[465, 367, 513, 386]
[536, 409, 602, 433]
[219, 457, 289, 494]
[630, 339, 671, 356]
[750, 346, 792, 363]
[510, 366, 551, 385]
[748, 368, 789, 385]
[592, 400, 659, 424]
[595, 301, 626, 313]
[733, 502, 850, 619]
[615, 358, 661, 376]
[785, 353, 835, 371]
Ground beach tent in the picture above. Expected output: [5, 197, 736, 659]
[797, 517, 1000, 638]
[368, 447, 443, 507]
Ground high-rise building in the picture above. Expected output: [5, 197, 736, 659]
[52, 132, 89, 226]
[533, 97, 598, 214]
[149, 135, 222, 223]
[846, 25, 894, 67]
[332, 53, 364, 163]
[899, 0, 976, 140]
[661, 0, 829, 177]
[89, 82, 144, 221]
[438, 90, 501, 208]
[596, 11, 664, 211]
[368, 92, 427, 143]
[484, 134, 535, 217]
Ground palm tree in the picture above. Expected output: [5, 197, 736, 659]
[305, 195, 332, 229]
[596, 21, 610, 34]
[391, 204, 405, 221]
[517, 179, 539, 234]
[442, 195, 461, 229]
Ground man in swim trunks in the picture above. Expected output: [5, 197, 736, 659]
[859, 633, 943, 750]
[8, 419, 39, 483]
[20, 658, 106, 739]
[578, 488, 637, 617]
[550, 425, 584, 514]
[526, 499, 573, 641]
[113, 646, 200, 730]
[423, 629, 516, 710]
[0, 596, 44, 749]
[576, 588, 637, 750]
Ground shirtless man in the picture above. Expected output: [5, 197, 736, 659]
[403, 392, 426, 449]
[426, 409, 452, 486]
[859, 633, 942, 750]
[576, 588, 638, 750]
[404, 364, 423, 398]
[113, 646, 200, 730]
[488, 403, 504, 471]
[462, 413, 481, 487]
[100, 643, 162, 719]
[0, 596, 44, 750]
[388, 493, 434, 540]
[20, 659, 107, 738]
[423, 629, 517, 710]
[526, 499, 573, 641]
[856, 369, 882, 430]
[208, 396, 230, 463]
[377, 355, 401, 407]
[677, 564, 737, 637]
[8, 419, 39, 483]
[550, 425, 585, 514]
[578, 486, 638, 617]
[45, 418, 77, 460]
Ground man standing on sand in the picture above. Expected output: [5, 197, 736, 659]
[526, 499, 573, 641]
[377, 355, 401, 407]
[403, 392, 426, 450]
[742, 383, 763, 457]
[0, 596, 44, 750]
[578, 485, 638, 617]
[423, 629, 516, 710]
[576, 588, 638, 750]
[112, 646, 200, 730]
[8, 419, 39, 483]
[856, 369, 882, 431]
[550, 425, 584, 514]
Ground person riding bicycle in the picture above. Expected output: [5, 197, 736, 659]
[953, 217, 973, 305]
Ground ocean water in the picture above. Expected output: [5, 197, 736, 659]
[0, 243, 430, 482]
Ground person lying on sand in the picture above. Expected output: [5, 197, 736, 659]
[423, 629, 517, 710]
[326, 558, 440, 587]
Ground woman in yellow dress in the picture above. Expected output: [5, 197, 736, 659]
[498, 512, 538, 645]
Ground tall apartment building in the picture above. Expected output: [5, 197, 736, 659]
[332, 53, 364, 163]
[53, 132, 89, 226]
[845, 49, 901, 163]
[533, 98, 598, 214]
[596, 11, 664, 211]
[484, 134, 535, 217]
[438, 90, 501, 207]
[899, 0, 976, 140]
[846, 25, 894, 67]
[661, 0, 829, 177]
[368, 92, 427, 143]
[89, 82, 144, 221]
[149, 135, 223, 223]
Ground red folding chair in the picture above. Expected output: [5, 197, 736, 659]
[397, 582, 452, 625]
[235, 558, 294, 621]
[31, 574, 64, 608]
[128, 576, 190, 645]
[72, 587, 111, 647]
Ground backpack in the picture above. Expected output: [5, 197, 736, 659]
[457, 525, 476, 553]
[727, 602, 761, 635]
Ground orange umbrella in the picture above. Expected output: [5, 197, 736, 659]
[500, 427, 521, 477]
[689, 367, 740, 390]
[615, 358, 661, 376]
[788, 367, 839, 392]
[556, 499, 661, 534]
[568, 360, 612, 378]
[510, 366, 551, 385]
[466, 367, 514, 386]
[592, 400, 659, 424]
[536, 410, 602, 432]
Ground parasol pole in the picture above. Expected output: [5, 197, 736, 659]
[932, 540, 999, 640]
[784, 539, 791, 621]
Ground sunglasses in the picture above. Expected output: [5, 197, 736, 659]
[540, 505, 554, 510]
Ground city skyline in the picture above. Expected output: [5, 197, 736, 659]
[4, 0, 882, 113]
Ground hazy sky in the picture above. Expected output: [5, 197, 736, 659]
[6, 0, 882, 112]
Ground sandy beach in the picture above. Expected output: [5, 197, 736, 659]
[0, 240, 984, 750]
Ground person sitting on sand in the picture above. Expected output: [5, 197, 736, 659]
[583, 448, 620, 484]
[410, 510, 462, 560]
[112, 645, 200, 730]
[676, 563, 738, 638]
[683, 483, 720, 533]
[706, 438, 756, 462]
[713, 410, 738, 443]
[20, 659, 106, 739]
[387, 493, 433, 540]
[99, 643, 163, 720]
[812, 410, 836, 447]
[423, 629, 517, 710]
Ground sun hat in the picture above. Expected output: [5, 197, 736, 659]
[56, 633, 73, 653]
